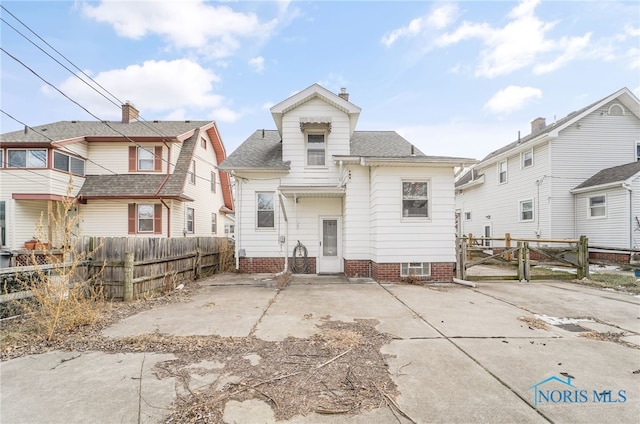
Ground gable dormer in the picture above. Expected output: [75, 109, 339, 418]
[270, 84, 361, 138]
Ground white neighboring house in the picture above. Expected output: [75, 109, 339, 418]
[0, 103, 234, 266]
[220, 84, 475, 282]
[455, 87, 640, 253]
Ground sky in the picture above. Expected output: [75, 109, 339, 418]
[1, 0, 639, 161]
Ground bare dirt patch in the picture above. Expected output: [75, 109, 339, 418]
[1, 281, 402, 423]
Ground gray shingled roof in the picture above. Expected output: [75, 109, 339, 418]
[573, 161, 640, 191]
[78, 174, 167, 197]
[221, 129, 447, 170]
[220, 130, 289, 170]
[1, 120, 212, 143]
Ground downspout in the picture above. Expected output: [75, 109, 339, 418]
[623, 182, 633, 248]
[160, 199, 171, 237]
[275, 192, 289, 276]
[235, 175, 241, 270]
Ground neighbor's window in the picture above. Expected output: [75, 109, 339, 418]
[211, 213, 217, 234]
[522, 150, 533, 168]
[7, 149, 47, 168]
[257, 192, 275, 228]
[189, 160, 196, 184]
[401, 262, 431, 277]
[464, 211, 472, 221]
[137, 204, 155, 233]
[520, 199, 534, 221]
[210, 171, 216, 193]
[0, 200, 5, 247]
[306, 133, 326, 166]
[201, 137, 207, 149]
[636, 142, 640, 162]
[137, 147, 154, 171]
[186, 208, 194, 233]
[53, 151, 85, 176]
[498, 160, 507, 184]
[589, 195, 606, 218]
[0, 150, 3, 168]
[402, 181, 429, 218]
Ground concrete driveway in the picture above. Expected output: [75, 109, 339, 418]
[1, 274, 639, 423]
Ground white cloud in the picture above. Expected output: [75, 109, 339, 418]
[382, 3, 458, 47]
[248, 56, 265, 73]
[484, 86, 542, 115]
[48, 59, 239, 121]
[628, 48, 640, 70]
[435, 0, 594, 78]
[82, 0, 279, 58]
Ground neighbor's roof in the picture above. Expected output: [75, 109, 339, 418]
[480, 87, 639, 163]
[573, 161, 640, 192]
[0, 120, 213, 143]
[220, 129, 474, 171]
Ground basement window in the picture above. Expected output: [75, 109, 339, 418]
[401, 262, 431, 277]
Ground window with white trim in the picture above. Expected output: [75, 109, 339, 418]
[636, 142, 640, 162]
[201, 137, 207, 149]
[520, 199, 534, 222]
[210, 171, 216, 192]
[401, 262, 431, 277]
[137, 204, 155, 233]
[306, 133, 326, 166]
[53, 151, 85, 176]
[186, 208, 195, 233]
[7, 149, 47, 168]
[189, 160, 196, 184]
[137, 147, 154, 171]
[589, 195, 606, 218]
[498, 160, 507, 184]
[402, 180, 429, 218]
[0, 150, 3, 168]
[211, 213, 217, 234]
[257, 192, 274, 228]
[521, 149, 533, 168]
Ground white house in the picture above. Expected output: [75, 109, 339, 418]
[220, 84, 475, 282]
[0, 103, 234, 265]
[455, 87, 640, 252]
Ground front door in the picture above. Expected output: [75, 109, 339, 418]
[318, 217, 341, 274]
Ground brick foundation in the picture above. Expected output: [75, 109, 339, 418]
[240, 257, 454, 282]
[344, 260, 371, 278]
[372, 262, 454, 282]
[589, 251, 631, 264]
[238, 257, 316, 274]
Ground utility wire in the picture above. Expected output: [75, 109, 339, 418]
[0, 47, 227, 186]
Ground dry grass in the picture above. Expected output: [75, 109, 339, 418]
[518, 316, 549, 330]
[574, 272, 640, 295]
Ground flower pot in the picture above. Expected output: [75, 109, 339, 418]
[24, 241, 37, 250]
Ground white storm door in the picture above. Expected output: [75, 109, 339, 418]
[318, 217, 341, 273]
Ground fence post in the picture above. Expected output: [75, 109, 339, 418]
[517, 241, 524, 280]
[524, 242, 531, 281]
[505, 233, 511, 261]
[467, 233, 473, 261]
[123, 251, 134, 302]
[457, 237, 466, 280]
[577, 236, 589, 279]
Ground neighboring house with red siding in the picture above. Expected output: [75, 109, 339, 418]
[0, 103, 233, 261]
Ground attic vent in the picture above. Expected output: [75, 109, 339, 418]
[608, 104, 624, 116]
[153, 120, 159, 123]
[71, 120, 77, 123]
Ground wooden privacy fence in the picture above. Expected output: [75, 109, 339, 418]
[457, 233, 589, 282]
[0, 237, 233, 310]
[80, 236, 233, 300]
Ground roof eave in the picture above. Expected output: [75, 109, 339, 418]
[570, 181, 626, 194]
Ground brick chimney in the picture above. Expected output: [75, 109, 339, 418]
[338, 88, 349, 101]
[531, 117, 546, 134]
[122, 101, 139, 123]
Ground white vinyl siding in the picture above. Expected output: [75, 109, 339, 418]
[343, 165, 370, 259]
[575, 188, 630, 248]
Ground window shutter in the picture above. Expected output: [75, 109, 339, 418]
[154, 204, 162, 234]
[128, 204, 136, 234]
[154, 146, 162, 172]
[128, 147, 137, 172]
